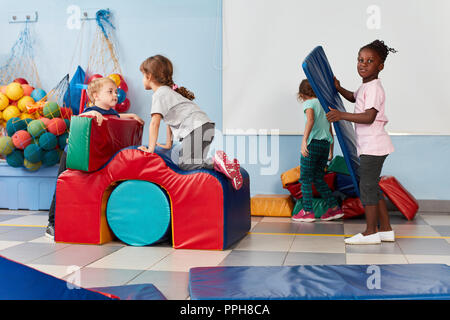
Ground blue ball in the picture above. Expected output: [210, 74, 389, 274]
[6, 117, 27, 137]
[39, 132, 57, 151]
[58, 132, 69, 150]
[42, 150, 59, 167]
[24, 144, 44, 163]
[6, 149, 24, 168]
[30, 88, 47, 102]
[117, 88, 126, 104]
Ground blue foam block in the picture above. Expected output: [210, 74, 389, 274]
[189, 264, 450, 300]
[91, 284, 167, 300]
[0, 255, 115, 300]
[302, 46, 360, 197]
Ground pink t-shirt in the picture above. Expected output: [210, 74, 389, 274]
[353, 79, 394, 156]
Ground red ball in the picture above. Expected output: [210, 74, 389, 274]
[87, 74, 103, 83]
[47, 118, 67, 136]
[60, 107, 73, 120]
[118, 80, 128, 92]
[115, 98, 130, 113]
[14, 78, 29, 85]
[39, 117, 51, 127]
[12, 130, 32, 150]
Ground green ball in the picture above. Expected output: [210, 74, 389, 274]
[58, 132, 68, 150]
[0, 136, 14, 156]
[6, 149, 24, 168]
[6, 117, 27, 136]
[42, 150, 59, 166]
[39, 132, 57, 151]
[43, 101, 61, 119]
[24, 159, 42, 172]
[27, 120, 46, 138]
[24, 144, 44, 163]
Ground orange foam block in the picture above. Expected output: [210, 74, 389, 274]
[251, 194, 294, 217]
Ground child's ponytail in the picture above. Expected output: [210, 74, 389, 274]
[360, 40, 397, 63]
[140, 55, 195, 100]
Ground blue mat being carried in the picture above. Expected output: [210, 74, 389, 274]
[302, 46, 360, 197]
[189, 264, 450, 300]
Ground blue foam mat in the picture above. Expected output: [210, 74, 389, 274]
[189, 264, 450, 300]
[302, 46, 360, 197]
[91, 284, 167, 300]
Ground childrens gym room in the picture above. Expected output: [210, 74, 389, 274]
[0, 0, 449, 307]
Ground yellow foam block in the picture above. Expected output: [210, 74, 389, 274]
[280, 166, 300, 188]
[251, 194, 294, 217]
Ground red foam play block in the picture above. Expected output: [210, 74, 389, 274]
[342, 197, 365, 219]
[285, 172, 336, 199]
[379, 176, 419, 221]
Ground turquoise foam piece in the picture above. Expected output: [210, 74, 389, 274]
[106, 180, 171, 246]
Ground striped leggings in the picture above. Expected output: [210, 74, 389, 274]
[300, 139, 338, 212]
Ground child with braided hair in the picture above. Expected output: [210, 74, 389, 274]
[138, 55, 243, 190]
[327, 40, 397, 244]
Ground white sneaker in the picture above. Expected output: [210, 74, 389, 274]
[344, 233, 381, 245]
[378, 230, 395, 242]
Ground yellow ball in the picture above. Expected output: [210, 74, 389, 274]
[0, 93, 9, 111]
[108, 74, 121, 86]
[17, 96, 35, 112]
[6, 82, 24, 101]
[3, 105, 21, 122]
[0, 110, 3, 120]
[24, 159, 42, 171]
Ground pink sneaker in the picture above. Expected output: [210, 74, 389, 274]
[213, 151, 243, 190]
[320, 207, 344, 221]
[291, 209, 315, 222]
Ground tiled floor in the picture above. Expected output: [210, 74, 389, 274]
[0, 209, 449, 300]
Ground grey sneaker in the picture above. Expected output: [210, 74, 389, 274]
[45, 224, 55, 239]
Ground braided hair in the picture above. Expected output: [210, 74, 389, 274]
[359, 40, 397, 63]
[140, 55, 195, 100]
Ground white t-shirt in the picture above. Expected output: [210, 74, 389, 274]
[151, 86, 212, 140]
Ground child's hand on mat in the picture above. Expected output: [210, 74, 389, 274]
[81, 111, 106, 126]
[301, 139, 309, 158]
[326, 109, 342, 122]
[138, 146, 153, 153]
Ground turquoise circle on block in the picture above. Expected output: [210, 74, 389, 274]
[106, 180, 171, 246]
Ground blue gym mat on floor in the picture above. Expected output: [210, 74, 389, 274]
[91, 284, 167, 300]
[189, 264, 450, 300]
[302, 46, 360, 197]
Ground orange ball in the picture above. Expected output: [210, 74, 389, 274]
[22, 84, 35, 97]
[47, 118, 67, 136]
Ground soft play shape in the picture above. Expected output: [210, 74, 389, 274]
[335, 173, 358, 197]
[327, 155, 350, 175]
[379, 176, 419, 220]
[285, 172, 336, 199]
[91, 284, 166, 300]
[106, 180, 171, 246]
[280, 166, 300, 188]
[292, 197, 329, 218]
[64, 65, 86, 114]
[342, 197, 365, 219]
[303, 46, 360, 197]
[66, 115, 143, 172]
[189, 264, 450, 300]
[250, 195, 294, 217]
[0, 255, 117, 300]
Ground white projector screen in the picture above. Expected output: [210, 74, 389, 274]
[223, 0, 450, 135]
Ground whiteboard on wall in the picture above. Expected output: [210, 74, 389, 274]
[223, 0, 450, 135]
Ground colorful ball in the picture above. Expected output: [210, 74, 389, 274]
[64, 119, 70, 131]
[118, 80, 128, 93]
[12, 130, 32, 150]
[108, 74, 121, 86]
[58, 132, 69, 150]
[6, 117, 26, 136]
[43, 101, 61, 119]
[21, 84, 35, 96]
[0, 86, 6, 94]
[0, 136, 14, 156]
[115, 98, 130, 113]
[20, 113, 34, 121]
[14, 78, 28, 85]
[24, 159, 41, 171]
[2, 105, 21, 122]
[6, 149, 24, 168]
[42, 149, 59, 166]
[0, 93, 9, 111]
[39, 117, 51, 127]
[39, 132, 57, 151]
[27, 119, 46, 138]
[30, 88, 46, 102]
[117, 88, 126, 104]
[47, 118, 67, 136]
[6, 82, 24, 101]
[17, 96, 35, 112]
[24, 144, 44, 162]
